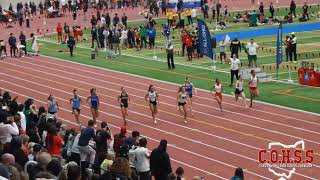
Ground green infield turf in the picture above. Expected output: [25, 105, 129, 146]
[28, 5, 320, 114]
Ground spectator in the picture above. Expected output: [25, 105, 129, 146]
[113, 30, 121, 55]
[150, 139, 172, 180]
[0, 116, 19, 144]
[67, 162, 81, 180]
[67, 133, 81, 165]
[185, 34, 193, 61]
[91, 26, 99, 48]
[109, 157, 131, 179]
[18, 104, 26, 132]
[21, 134, 30, 155]
[1, 153, 15, 166]
[259, 2, 264, 15]
[4, 136, 28, 167]
[216, 2, 221, 21]
[122, 13, 128, 27]
[105, 13, 111, 27]
[8, 33, 17, 58]
[67, 35, 76, 57]
[19, 31, 27, 56]
[148, 27, 156, 49]
[78, 120, 96, 169]
[46, 126, 64, 156]
[28, 143, 42, 161]
[229, 54, 241, 87]
[0, 39, 7, 58]
[135, 138, 150, 180]
[30, 33, 39, 56]
[113, 13, 120, 26]
[56, 23, 63, 43]
[25, 11, 30, 28]
[46, 158, 63, 177]
[176, 167, 186, 180]
[231, 167, 244, 180]
[269, 2, 274, 18]
[64, 23, 70, 43]
[166, 40, 175, 70]
[246, 38, 259, 67]
[219, 39, 227, 64]
[217, 20, 226, 30]
[290, 1, 296, 17]
[290, 32, 297, 63]
[95, 121, 111, 153]
[140, 26, 147, 49]
[113, 126, 127, 157]
[121, 28, 128, 48]
[27, 122, 41, 144]
[125, 131, 140, 149]
[230, 36, 241, 58]
[91, 15, 98, 27]
[0, 163, 10, 179]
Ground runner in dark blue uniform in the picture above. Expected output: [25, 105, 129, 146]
[183, 77, 197, 117]
[70, 89, 82, 126]
[86, 88, 100, 124]
[118, 87, 130, 126]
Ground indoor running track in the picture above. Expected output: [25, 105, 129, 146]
[0, 56, 320, 180]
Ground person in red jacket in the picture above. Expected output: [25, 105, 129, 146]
[181, 30, 188, 57]
[46, 126, 64, 156]
[56, 23, 63, 43]
[185, 34, 193, 61]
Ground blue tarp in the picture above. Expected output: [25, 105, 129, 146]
[162, 2, 202, 9]
[214, 22, 320, 42]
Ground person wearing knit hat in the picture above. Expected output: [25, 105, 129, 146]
[0, 154, 15, 166]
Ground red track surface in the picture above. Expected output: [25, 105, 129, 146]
[1, 56, 320, 179]
[1, 1, 320, 179]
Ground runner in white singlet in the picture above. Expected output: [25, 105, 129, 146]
[249, 70, 259, 108]
[211, 79, 224, 112]
[177, 86, 189, 124]
[145, 85, 159, 124]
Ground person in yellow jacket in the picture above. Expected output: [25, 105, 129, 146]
[167, 9, 174, 27]
[186, 8, 192, 25]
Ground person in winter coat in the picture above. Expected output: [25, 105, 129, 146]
[150, 139, 172, 180]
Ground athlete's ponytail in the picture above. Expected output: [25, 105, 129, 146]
[148, 85, 153, 92]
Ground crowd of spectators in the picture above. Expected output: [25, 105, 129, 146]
[0, 90, 246, 179]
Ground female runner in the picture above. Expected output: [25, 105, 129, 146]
[145, 85, 159, 124]
[211, 79, 224, 112]
[183, 77, 197, 116]
[47, 94, 59, 117]
[86, 88, 100, 124]
[118, 87, 130, 126]
[234, 75, 248, 108]
[177, 86, 189, 124]
[70, 89, 82, 126]
[249, 70, 259, 108]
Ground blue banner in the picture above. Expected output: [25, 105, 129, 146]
[197, 19, 213, 60]
[276, 22, 283, 68]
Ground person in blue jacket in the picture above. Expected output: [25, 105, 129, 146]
[148, 27, 156, 49]
[163, 23, 170, 41]
[8, 33, 17, 57]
